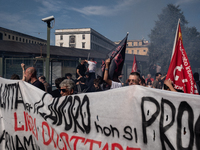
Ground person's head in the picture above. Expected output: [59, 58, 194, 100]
[81, 60, 85, 65]
[193, 72, 199, 81]
[59, 79, 75, 96]
[147, 74, 151, 79]
[140, 77, 146, 86]
[55, 78, 64, 89]
[39, 76, 46, 83]
[128, 72, 141, 85]
[94, 78, 101, 89]
[24, 67, 37, 82]
[65, 73, 72, 79]
[155, 72, 162, 81]
[11, 74, 20, 80]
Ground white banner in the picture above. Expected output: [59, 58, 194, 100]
[0, 77, 200, 150]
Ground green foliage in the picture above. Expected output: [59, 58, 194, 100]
[148, 4, 200, 73]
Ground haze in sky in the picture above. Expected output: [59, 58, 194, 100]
[0, 0, 199, 45]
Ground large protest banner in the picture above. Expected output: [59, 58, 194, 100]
[0, 77, 200, 150]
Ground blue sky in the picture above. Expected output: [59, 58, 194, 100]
[0, 0, 200, 45]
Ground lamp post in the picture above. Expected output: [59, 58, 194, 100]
[42, 16, 54, 83]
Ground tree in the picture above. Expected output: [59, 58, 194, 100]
[148, 4, 200, 73]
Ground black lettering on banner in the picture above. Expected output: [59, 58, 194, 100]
[134, 128, 138, 143]
[15, 83, 25, 110]
[95, 121, 103, 134]
[195, 115, 200, 149]
[160, 98, 176, 150]
[34, 93, 47, 114]
[123, 126, 133, 140]
[16, 135, 25, 150]
[177, 101, 194, 150]
[44, 98, 58, 124]
[24, 135, 37, 150]
[80, 95, 91, 134]
[62, 96, 73, 130]
[141, 97, 160, 144]
[71, 96, 85, 133]
[0, 83, 24, 110]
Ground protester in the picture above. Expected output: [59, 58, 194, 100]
[51, 77, 64, 97]
[74, 77, 88, 94]
[93, 78, 102, 92]
[21, 63, 45, 91]
[145, 74, 154, 85]
[39, 75, 50, 93]
[103, 58, 122, 89]
[85, 58, 97, 81]
[10, 74, 20, 80]
[193, 72, 200, 94]
[163, 80, 177, 92]
[76, 60, 87, 79]
[127, 72, 141, 85]
[59, 79, 75, 96]
[152, 72, 162, 89]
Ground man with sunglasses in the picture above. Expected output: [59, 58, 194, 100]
[59, 79, 75, 96]
[127, 72, 141, 85]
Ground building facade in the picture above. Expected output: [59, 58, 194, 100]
[0, 27, 47, 45]
[115, 39, 149, 56]
[55, 28, 116, 51]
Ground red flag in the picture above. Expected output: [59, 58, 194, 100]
[131, 54, 137, 72]
[165, 19, 198, 94]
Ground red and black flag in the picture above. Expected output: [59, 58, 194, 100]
[98, 33, 128, 80]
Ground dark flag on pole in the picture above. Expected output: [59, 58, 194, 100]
[98, 33, 128, 80]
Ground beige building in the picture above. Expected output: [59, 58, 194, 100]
[55, 28, 116, 52]
[115, 39, 149, 56]
[0, 27, 47, 45]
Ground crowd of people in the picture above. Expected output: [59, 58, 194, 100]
[9, 58, 200, 97]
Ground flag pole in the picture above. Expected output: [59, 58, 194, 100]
[171, 19, 180, 60]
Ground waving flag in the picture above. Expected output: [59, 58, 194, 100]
[98, 33, 128, 80]
[165, 19, 198, 94]
[131, 54, 138, 72]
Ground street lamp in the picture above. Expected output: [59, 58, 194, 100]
[42, 16, 55, 84]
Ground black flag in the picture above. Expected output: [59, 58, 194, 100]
[98, 33, 128, 80]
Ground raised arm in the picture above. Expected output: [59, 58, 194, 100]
[103, 58, 112, 86]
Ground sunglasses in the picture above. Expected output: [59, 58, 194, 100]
[128, 79, 137, 83]
[60, 89, 67, 92]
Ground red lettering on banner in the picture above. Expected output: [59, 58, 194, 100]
[102, 143, 109, 150]
[42, 122, 52, 145]
[70, 136, 85, 150]
[14, 112, 24, 131]
[126, 146, 141, 150]
[60, 132, 72, 150]
[84, 139, 101, 150]
[41, 121, 141, 150]
[24, 112, 28, 131]
[112, 143, 123, 150]
[25, 112, 38, 140]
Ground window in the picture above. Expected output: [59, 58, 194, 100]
[143, 50, 146, 52]
[126, 50, 129, 53]
[60, 35, 63, 40]
[0, 33, 2, 40]
[8, 35, 10, 39]
[60, 43, 63, 47]
[82, 34, 85, 40]
[137, 50, 139, 54]
[12, 36, 14, 40]
[19, 37, 21, 41]
[16, 37, 18, 41]
[82, 42, 85, 48]
[69, 35, 75, 48]
[132, 50, 134, 54]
